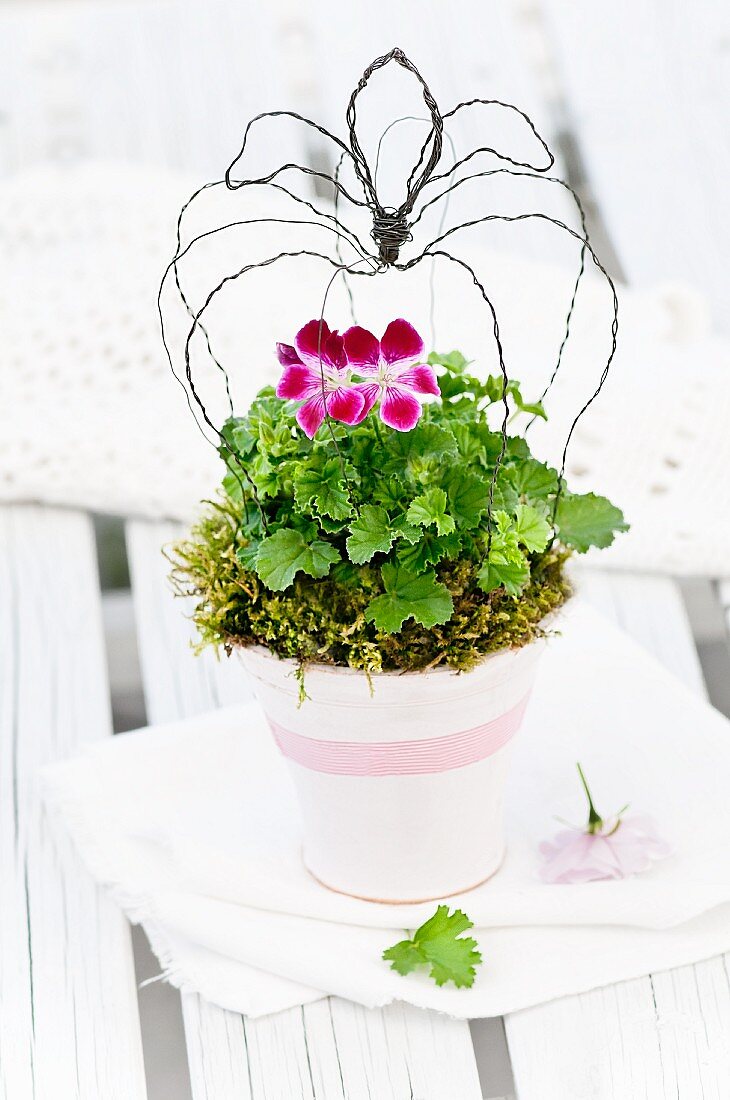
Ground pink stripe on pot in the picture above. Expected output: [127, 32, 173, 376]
[268, 695, 530, 776]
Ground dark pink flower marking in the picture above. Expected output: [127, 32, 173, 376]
[276, 319, 365, 438]
[343, 319, 440, 432]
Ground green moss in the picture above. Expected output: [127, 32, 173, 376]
[169, 495, 572, 676]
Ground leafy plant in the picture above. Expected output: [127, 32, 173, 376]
[172, 321, 627, 671]
[383, 905, 482, 988]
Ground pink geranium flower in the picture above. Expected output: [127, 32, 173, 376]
[540, 764, 671, 884]
[343, 318, 440, 431]
[276, 320, 365, 438]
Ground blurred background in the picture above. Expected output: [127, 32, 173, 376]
[2, 2, 729, 1097]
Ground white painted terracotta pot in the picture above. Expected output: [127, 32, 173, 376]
[239, 639, 546, 903]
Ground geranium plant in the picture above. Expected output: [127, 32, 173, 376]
[172, 316, 626, 676]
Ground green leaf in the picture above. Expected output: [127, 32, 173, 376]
[482, 376, 547, 420]
[491, 510, 522, 556]
[437, 374, 473, 401]
[516, 398, 547, 419]
[446, 472, 488, 529]
[236, 541, 261, 570]
[318, 515, 349, 534]
[346, 505, 394, 564]
[383, 906, 482, 989]
[407, 488, 456, 536]
[329, 560, 362, 586]
[294, 455, 353, 520]
[222, 467, 244, 502]
[505, 435, 531, 461]
[365, 565, 454, 634]
[514, 503, 552, 553]
[509, 458, 559, 502]
[382, 939, 424, 977]
[372, 478, 405, 510]
[381, 424, 458, 481]
[427, 349, 471, 374]
[221, 416, 256, 457]
[391, 514, 422, 544]
[477, 512, 531, 597]
[397, 531, 461, 573]
[230, 424, 256, 455]
[250, 452, 280, 498]
[555, 492, 628, 552]
[254, 405, 299, 457]
[255, 529, 340, 591]
[491, 468, 519, 514]
[449, 422, 488, 465]
[477, 554, 531, 598]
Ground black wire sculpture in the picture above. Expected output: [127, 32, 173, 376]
[159, 46, 618, 549]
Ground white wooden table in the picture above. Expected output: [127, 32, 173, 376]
[2, 503, 730, 1099]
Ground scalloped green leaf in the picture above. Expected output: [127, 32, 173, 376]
[365, 565, 454, 634]
[407, 488, 456, 536]
[555, 492, 628, 552]
[255, 529, 340, 591]
[514, 503, 552, 553]
[346, 505, 394, 564]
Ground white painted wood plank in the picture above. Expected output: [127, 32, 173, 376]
[574, 567, 707, 695]
[506, 568, 730, 1100]
[542, 0, 730, 331]
[0, 506, 147, 1100]
[180, 998, 254, 1100]
[718, 579, 730, 631]
[0, 0, 299, 178]
[0, 0, 578, 270]
[126, 518, 483, 1100]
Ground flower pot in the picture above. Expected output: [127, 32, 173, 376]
[239, 639, 546, 903]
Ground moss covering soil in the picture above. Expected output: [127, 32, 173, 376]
[170, 496, 572, 678]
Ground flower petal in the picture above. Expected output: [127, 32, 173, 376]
[325, 330, 348, 371]
[352, 382, 381, 421]
[276, 342, 301, 366]
[295, 319, 334, 369]
[539, 813, 671, 884]
[394, 364, 440, 396]
[344, 325, 381, 369]
[327, 386, 366, 425]
[539, 831, 599, 884]
[380, 385, 422, 431]
[380, 318, 424, 365]
[276, 363, 320, 401]
[296, 394, 327, 438]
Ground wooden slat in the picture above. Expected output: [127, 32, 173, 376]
[542, 0, 730, 331]
[126, 518, 483, 1100]
[505, 569, 730, 1100]
[0, 0, 296, 179]
[0, 506, 147, 1100]
[574, 567, 707, 695]
[718, 580, 730, 637]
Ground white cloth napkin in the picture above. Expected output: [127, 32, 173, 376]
[45, 602, 730, 1018]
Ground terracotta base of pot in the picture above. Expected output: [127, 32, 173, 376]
[303, 847, 506, 905]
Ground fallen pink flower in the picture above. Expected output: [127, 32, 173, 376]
[539, 764, 671, 884]
[276, 320, 365, 438]
[344, 318, 440, 431]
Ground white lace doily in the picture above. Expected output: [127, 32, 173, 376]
[1, 162, 727, 575]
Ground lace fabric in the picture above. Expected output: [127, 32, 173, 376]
[2, 163, 725, 574]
